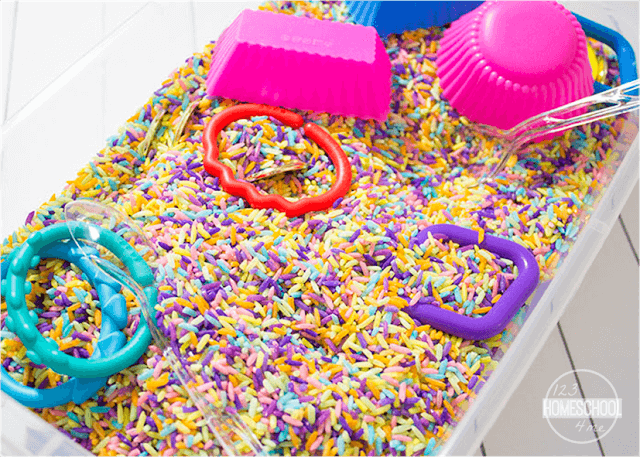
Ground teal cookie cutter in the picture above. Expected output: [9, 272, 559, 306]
[1, 240, 123, 407]
[3, 222, 155, 379]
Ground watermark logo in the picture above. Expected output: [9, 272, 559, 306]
[543, 369, 621, 444]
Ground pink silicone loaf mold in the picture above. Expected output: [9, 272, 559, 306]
[436, 1, 594, 130]
[206, 9, 392, 121]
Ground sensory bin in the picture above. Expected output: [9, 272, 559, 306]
[0, 1, 634, 456]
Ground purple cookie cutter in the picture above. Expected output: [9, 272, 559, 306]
[404, 224, 539, 340]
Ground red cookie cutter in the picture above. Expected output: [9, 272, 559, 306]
[203, 104, 352, 217]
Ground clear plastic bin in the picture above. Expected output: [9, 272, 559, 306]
[1, 2, 638, 456]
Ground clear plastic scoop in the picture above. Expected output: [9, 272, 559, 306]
[64, 200, 266, 456]
[470, 79, 639, 183]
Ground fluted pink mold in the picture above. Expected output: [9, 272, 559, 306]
[206, 9, 392, 121]
[436, 1, 594, 130]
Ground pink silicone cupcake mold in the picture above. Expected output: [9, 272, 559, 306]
[436, 1, 594, 130]
[206, 9, 392, 121]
